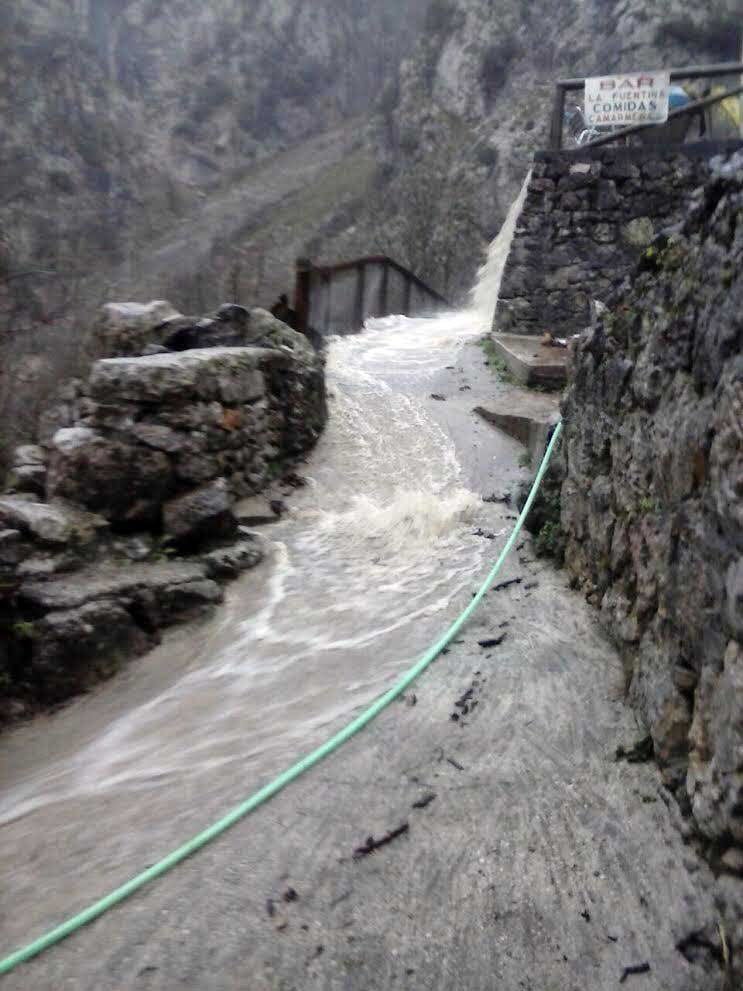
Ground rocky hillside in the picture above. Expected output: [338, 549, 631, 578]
[0, 0, 427, 463]
[0, 0, 428, 323]
[1, 0, 739, 465]
[324, 0, 740, 298]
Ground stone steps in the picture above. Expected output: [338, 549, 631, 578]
[474, 384, 561, 468]
[491, 333, 568, 389]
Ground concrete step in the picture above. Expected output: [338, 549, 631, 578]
[474, 384, 561, 467]
[491, 332, 568, 388]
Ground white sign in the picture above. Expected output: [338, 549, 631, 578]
[584, 71, 670, 127]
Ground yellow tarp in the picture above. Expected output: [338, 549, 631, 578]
[708, 83, 742, 138]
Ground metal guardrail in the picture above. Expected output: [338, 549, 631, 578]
[293, 256, 449, 337]
[549, 61, 743, 151]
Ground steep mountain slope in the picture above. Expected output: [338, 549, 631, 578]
[0, 0, 427, 288]
[0, 0, 427, 461]
[1, 0, 740, 463]
[322, 0, 741, 298]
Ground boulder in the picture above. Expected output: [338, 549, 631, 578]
[13, 445, 46, 466]
[37, 385, 86, 445]
[0, 529, 27, 566]
[202, 533, 265, 579]
[17, 551, 87, 581]
[235, 495, 282, 526]
[162, 478, 237, 546]
[0, 496, 107, 547]
[29, 600, 156, 704]
[18, 560, 208, 612]
[131, 423, 188, 454]
[155, 579, 223, 623]
[89, 348, 266, 406]
[248, 308, 314, 358]
[46, 430, 173, 528]
[162, 303, 251, 351]
[97, 300, 182, 357]
[110, 535, 155, 562]
[6, 463, 46, 496]
[51, 426, 99, 454]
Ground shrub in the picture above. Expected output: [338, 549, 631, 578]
[474, 142, 499, 168]
[377, 77, 400, 117]
[424, 0, 458, 35]
[189, 77, 233, 125]
[535, 519, 566, 560]
[481, 36, 521, 107]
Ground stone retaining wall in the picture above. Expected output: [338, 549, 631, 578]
[560, 159, 743, 931]
[497, 140, 743, 338]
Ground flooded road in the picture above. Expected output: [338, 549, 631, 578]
[0, 160, 531, 837]
[0, 177, 723, 991]
[0, 306, 526, 956]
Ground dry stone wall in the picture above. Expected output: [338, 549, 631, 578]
[0, 303, 327, 718]
[497, 141, 743, 338]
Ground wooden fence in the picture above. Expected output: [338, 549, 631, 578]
[293, 256, 449, 337]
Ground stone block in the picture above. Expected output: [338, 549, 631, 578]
[30, 600, 156, 704]
[89, 348, 266, 406]
[47, 432, 173, 528]
[162, 478, 237, 546]
[621, 216, 655, 248]
[202, 535, 264, 580]
[0, 496, 107, 547]
[97, 300, 182, 357]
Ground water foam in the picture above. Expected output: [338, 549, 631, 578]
[471, 170, 532, 330]
[319, 487, 479, 553]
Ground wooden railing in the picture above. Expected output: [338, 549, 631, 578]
[549, 61, 743, 151]
[293, 256, 449, 337]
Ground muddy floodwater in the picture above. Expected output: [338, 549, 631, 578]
[0, 309, 525, 945]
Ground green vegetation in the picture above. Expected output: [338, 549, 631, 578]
[474, 142, 499, 168]
[535, 519, 565, 560]
[637, 496, 660, 515]
[661, 15, 741, 61]
[532, 487, 566, 563]
[266, 459, 283, 481]
[151, 537, 177, 563]
[11, 620, 38, 640]
[479, 336, 515, 383]
[189, 76, 233, 125]
[481, 36, 521, 107]
[518, 451, 532, 469]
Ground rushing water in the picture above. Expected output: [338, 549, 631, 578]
[0, 178, 529, 861]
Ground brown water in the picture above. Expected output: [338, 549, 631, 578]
[0, 314, 531, 958]
[0, 313, 493, 826]
[0, 184, 533, 953]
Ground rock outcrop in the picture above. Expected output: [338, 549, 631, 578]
[1, 300, 326, 721]
[560, 160, 742, 955]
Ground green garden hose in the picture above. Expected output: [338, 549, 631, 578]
[0, 421, 563, 978]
